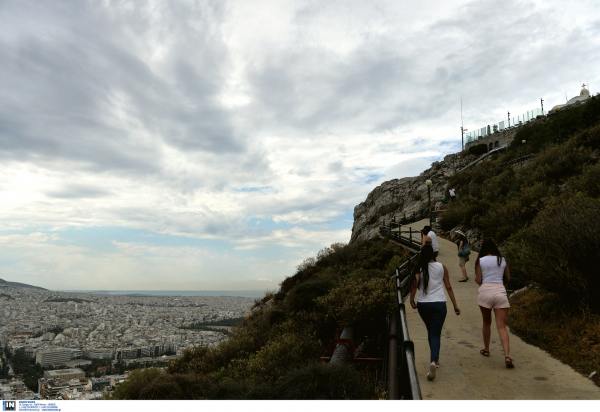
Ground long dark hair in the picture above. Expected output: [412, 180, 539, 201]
[410, 245, 434, 295]
[476, 238, 503, 267]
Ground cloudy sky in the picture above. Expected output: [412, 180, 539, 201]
[1, 0, 598, 293]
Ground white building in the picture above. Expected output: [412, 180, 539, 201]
[549, 84, 591, 114]
[35, 349, 72, 367]
[87, 348, 114, 360]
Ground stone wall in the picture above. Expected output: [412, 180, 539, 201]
[464, 116, 546, 153]
[464, 127, 518, 152]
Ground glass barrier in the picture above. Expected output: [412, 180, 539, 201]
[465, 108, 543, 143]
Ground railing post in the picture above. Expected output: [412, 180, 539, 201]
[409, 227, 412, 243]
[387, 311, 400, 400]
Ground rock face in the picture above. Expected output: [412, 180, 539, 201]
[351, 152, 478, 243]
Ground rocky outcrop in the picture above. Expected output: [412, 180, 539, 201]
[351, 152, 477, 243]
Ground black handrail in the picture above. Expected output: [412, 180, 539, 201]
[380, 221, 423, 253]
[384, 252, 421, 400]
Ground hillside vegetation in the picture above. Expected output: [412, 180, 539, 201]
[110, 239, 410, 400]
[439, 94, 600, 384]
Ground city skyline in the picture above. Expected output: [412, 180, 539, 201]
[1, 0, 599, 291]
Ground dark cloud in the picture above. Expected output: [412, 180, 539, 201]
[0, 0, 246, 178]
[46, 185, 112, 199]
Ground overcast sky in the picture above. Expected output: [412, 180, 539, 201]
[1, 0, 598, 292]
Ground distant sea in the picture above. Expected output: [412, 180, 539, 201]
[58, 290, 267, 298]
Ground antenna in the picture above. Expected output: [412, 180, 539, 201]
[460, 97, 467, 151]
[564, 87, 568, 103]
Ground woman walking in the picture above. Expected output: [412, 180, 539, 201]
[455, 230, 470, 282]
[421, 226, 439, 261]
[409, 245, 461, 380]
[475, 238, 514, 368]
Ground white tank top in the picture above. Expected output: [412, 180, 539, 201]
[479, 255, 506, 284]
[417, 262, 447, 303]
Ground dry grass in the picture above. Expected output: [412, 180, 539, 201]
[508, 288, 600, 386]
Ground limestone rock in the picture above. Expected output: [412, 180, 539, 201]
[351, 152, 477, 243]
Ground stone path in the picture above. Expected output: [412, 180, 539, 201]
[404, 219, 600, 400]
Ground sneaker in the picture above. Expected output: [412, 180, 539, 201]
[427, 362, 437, 380]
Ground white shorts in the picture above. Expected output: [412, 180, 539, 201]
[477, 283, 510, 309]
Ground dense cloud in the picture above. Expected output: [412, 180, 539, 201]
[0, 0, 598, 289]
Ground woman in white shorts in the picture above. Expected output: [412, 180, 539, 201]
[475, 238, 514, 368]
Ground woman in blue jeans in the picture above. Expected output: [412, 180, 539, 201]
[409, 245, 461, 380]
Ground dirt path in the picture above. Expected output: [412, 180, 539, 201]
[404, 219, 600, 399]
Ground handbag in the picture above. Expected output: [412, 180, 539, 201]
[458, 245, 471, 256]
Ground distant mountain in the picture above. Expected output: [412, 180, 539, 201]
[0, 278, 47, 290]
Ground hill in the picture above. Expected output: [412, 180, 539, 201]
[0, 278, 47, 290]
[110, 93, 600, 398]
[109, 239, 410, 400]
[435, 93, 600, 386]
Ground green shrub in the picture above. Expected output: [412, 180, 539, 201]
[236, 330, 323, 383]
[477, 182, 549, 241]
[275, 362, 375, 399]
[504, 193, 600, 311]
[167, 329, 260, 375]
[316, 277, 395, 325]
[286, 279, 336, 313]
[567, 162, 600, 198]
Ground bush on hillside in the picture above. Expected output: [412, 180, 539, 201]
[231, 327, 323, 383]
[275, 362, 375, 399]
[504, 193, 600, 312]
[111, 238, 410, 399]
[316, 277, 395, 326]
[510, 95, 600, 151]
[286, 279, 336, 313]
[167, 329, 260, 376]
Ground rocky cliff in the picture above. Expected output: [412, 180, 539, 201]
[350, 152, 477, 243]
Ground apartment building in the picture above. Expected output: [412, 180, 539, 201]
[35, 348, 72, 366]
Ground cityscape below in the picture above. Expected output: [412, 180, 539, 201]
[0, 283, 255, 400]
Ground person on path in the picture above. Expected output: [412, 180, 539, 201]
[409, 244, 461, 381]
[475, 238, 514, 368]
[449, 188, 456, 202]
[455, 230, 469, 282]
[421, 226, 439, 261]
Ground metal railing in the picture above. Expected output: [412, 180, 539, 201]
[496, 152, 536, 170]
[380, 220, 423, 252]
[383, 254, 422, 400]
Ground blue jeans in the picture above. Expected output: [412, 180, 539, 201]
[417, 301, 447, 363]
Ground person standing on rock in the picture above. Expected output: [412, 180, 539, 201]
[449, 188, 456, 202]
[409, 244, 461, 381]
[421, 226, 439, 261]
[455, 230, 470, 282]
[475, 238, 514, 368]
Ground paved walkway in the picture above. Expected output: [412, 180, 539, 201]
[404, 219, 600, 400]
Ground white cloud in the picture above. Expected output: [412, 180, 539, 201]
[0, 0, 599, 289]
